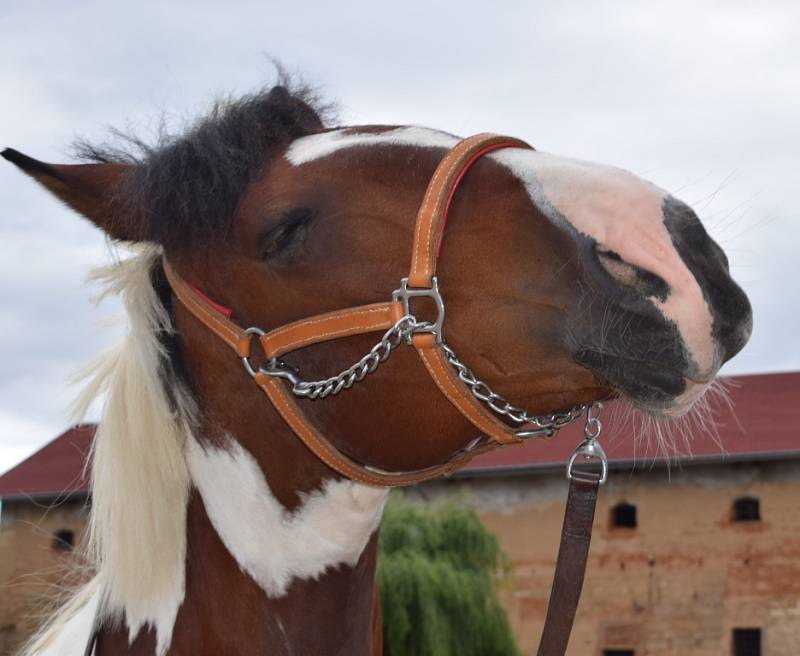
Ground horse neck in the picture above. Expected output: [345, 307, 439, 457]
[103, 301, 386, 655]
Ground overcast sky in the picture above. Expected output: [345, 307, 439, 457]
[1, 1, 798, 473]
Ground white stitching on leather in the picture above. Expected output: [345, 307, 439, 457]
[411, 135, 491, 282]
[417, 343, 513, 442]
[269, 318, 393, 356]
[265, 305, 390, 341]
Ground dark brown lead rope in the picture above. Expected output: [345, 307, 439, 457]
[536, 473, 600, 656]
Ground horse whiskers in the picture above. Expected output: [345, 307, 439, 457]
[609, 378, 733, 476]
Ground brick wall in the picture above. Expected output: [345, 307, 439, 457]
[418, 459, 800, 656]
[2, 460, 798, 655]
[0, 498, 88, 656]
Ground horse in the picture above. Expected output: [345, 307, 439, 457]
[2, 81, 752, 656]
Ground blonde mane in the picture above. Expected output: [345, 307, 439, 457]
[24, 246, 195, 656]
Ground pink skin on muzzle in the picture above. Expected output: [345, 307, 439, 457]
[493, 150, 717, 416]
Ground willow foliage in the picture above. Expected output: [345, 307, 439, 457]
[378, 496, 519, 656]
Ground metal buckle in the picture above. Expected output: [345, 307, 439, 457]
[567, 439, 608, 484]
[392, 277, 445, 343]
[567, 401, 608, 484]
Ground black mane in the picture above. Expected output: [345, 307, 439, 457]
[74, 80, 331, 248]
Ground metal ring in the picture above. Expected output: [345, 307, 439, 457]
[241, 327, 266, 379]
[583, 401, 604, 439]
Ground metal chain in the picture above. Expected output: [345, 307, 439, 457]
[440, 342, 586, 438]
[253, 309, 587, 439]
[262, 315, 430, 400]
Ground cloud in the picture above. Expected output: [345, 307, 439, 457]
[1, 0, 798, 469]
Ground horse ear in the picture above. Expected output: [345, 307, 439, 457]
[1, 148, 146, 242]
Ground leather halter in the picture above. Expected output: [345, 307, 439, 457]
[156, 133, 604, 656]
[163, 133, 544, 486]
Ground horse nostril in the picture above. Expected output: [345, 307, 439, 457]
[719, 294, 753, 362]
[595, 247, 670, 302]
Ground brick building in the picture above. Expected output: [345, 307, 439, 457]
[0, 425, 92, 655]
[419, 371, 800, 655]
[1, 373, 798, 655]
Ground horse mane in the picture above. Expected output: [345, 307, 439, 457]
[24, 246, 196, 655]
[72, 78, 332, 250]
[21, 80, 334, 655]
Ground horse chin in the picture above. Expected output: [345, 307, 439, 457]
[575, 349, 715, 419]
[627, 377, 714, 419]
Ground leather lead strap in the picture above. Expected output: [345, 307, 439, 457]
[536, 476, 599, 656]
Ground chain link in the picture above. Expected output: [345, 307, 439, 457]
[265, 315, 428, 400]
[254, 310, 587, 439]
[440, 343, 586, 437]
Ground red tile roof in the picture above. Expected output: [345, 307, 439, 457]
[464, 371, 800, 475]
[0, 373, 797, 497]
[0, 424, 93, 500]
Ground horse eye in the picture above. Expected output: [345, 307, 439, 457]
[259, 209, 312, 259]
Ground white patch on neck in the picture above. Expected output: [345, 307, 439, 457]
[186, 437, 388, 597]
[285, 126, 457, 165]
[31, 584, 100, 656]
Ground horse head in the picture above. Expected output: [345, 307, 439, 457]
[3, 83, 752, 655]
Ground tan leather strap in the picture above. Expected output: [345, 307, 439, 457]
[408, 133, 532, 288]
[163, 260, 494, 487]
[536, 476, 600, 656]
[413, 333, 521, 445]
[164, 261, 404, 360]
[164, 260, 244, 353]
[254, 372, 495, 487]
[405, 133, 532, 446]
[262, 301, 404, 359]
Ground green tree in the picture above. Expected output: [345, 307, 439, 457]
[378, 495, 520, 656]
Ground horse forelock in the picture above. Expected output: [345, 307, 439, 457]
[71, 81, 330, 251]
